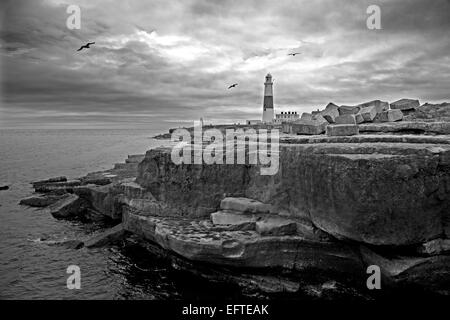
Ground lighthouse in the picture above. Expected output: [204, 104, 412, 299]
[262, 73, 274, 123]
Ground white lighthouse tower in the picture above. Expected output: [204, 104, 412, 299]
[262, 73, 274, 123]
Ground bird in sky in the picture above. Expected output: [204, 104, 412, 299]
[288, 52, 301, 56]
[228, 83, 238, 89]
[77, 42, 95, 52]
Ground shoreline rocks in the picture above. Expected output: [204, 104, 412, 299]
[123, 211, 364, 275]
[49, 194, 87, 219]
[19, 194, 67, 207]
[84, 223, 126, 248]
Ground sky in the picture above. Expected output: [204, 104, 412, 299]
[0, 0, 449, 129]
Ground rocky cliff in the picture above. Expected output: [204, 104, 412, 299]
[21, 116, 450, 298]
[135, 140, 449, 247]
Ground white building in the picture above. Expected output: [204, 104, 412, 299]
[274, 111, 299, 124]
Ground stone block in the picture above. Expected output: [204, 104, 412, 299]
[49, 194, 85, 219]
[255, 216, 297, 236]
[326, 124, 359, 136]
[19, 194, 66, 207]
[390, 99, 420, 111]
[210, 211, 258, 226]
[84, 223, 125, 248]
[338, 105, 360, 115]
[300, 113, 313, 120]
[220, 197, 273, 214]
[359, 106, 377, 122]
[358, 100, 389, 114]
[335, 114, 357, 125]
[321, 103, 340, 123]
[291, 119, 328, 135]
[355, 113, 364, 124]
[379, 109, 403, 122]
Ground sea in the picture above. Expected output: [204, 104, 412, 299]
[0, 128, 243, 300]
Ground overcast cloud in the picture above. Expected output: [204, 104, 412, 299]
[0, 0, 449, 128]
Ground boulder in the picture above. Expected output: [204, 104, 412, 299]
[32, 176, 67, 186]
[74, 184, 122, 220]
[255, 216, 297, 236]
[19, 194, 66, 207]
[84, 223, 126, 248]
[358, 100, 389, 114]
[417, 239, 450, 256]
[312, 114, 327, 122]
[210, 211, 258, 229]
[409, 102, 450, 121]
[125, 154, 145, 164]
[338, 105, 360, 115]
[115, 180, 155, 200]
[80, 176, 111, 186]
[378, 109, 403, 122]
[335, 114, 357, 125]
[359, 106, 377, 122]
[49, 194, 86, 219]
[325, 102, 339, 109]
[291, 117, 328, 135]
[34, 180, 81, 193]
[220, 197, 273, 214]
[300, 113, 313, 121]
[326, 124, 359, 136]
[0, 185, 9, 191]
[354, 113, 364, 124]
[114, 162, 139, 170]
[321, 104, 340, 123]
[390, 99, 420, 111]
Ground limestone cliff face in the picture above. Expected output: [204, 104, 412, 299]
[136, 147, 250, 217]
[136, 143, 450, 246]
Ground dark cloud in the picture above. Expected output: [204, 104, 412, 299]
[0, 0, 449, 128]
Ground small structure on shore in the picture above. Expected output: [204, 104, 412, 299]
[274, 111, 299, 124]
[246, 120, 262, 125]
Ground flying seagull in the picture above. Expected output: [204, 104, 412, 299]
[228, 83, 238, 89]
[77, 42, 95, 52]
[288, 52, 301, 56]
